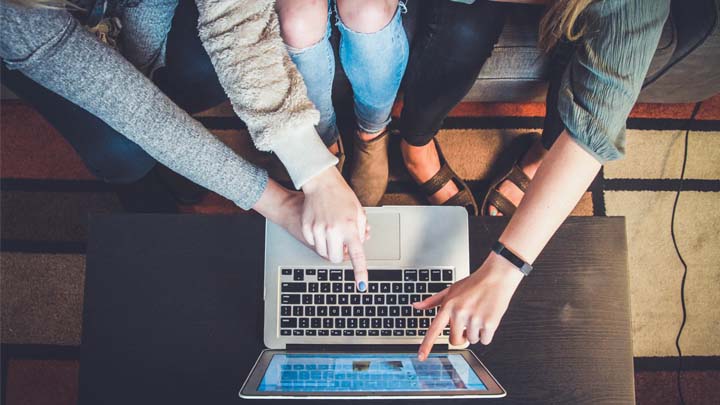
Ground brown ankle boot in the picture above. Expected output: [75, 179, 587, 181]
[349, 130, 390, 206]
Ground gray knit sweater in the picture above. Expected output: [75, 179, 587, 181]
[0, 0, 337, 210]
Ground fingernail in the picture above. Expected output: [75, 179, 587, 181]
[358, 281, 367, 292]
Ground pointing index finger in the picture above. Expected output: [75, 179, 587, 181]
[418, 307, 451, 361]
[346, 235, 368, 292]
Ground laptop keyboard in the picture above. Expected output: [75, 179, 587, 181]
[279, 268, 453, 338]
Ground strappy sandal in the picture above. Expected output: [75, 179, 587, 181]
[481, 133, 540, 217]
[417, 138, 479, 216]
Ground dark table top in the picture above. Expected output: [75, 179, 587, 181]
[80, 214, 633, 404]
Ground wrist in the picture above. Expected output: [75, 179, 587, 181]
[301, 166, 340, 195]
[253, 179, 294, 223]
[482, 251, 526, 286]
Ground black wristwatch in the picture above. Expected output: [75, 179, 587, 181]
[492, 241, 533, 276]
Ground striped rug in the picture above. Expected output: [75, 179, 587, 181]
[2, 95, 719, 404]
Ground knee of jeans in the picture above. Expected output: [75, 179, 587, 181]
[82, 135, 156, 184]
[278, 0, 329, 50]
[336, 0, 397, 33]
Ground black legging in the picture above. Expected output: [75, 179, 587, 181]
[399, 0, 573, 149]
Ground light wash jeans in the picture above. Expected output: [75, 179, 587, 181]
[286, 1, 409, 146]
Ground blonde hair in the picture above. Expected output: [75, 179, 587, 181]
[539, 0, 594, 51]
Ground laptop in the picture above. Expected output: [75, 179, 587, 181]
[240, 206, 506, 399]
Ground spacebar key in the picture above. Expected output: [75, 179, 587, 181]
[368, 269, 402, 281]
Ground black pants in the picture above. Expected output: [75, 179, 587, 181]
[399, 0, 572, 149]
[1, 0, 226, 184]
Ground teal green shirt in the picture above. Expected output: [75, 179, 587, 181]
[452, 0, 671, 162]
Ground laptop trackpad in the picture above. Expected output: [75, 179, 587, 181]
[364, 212, 400, 260]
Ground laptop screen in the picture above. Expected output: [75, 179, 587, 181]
[257, 353, 488, 392]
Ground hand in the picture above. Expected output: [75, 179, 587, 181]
[415, 252, 525, 360]
[252, 179, 310, 246]
[301, 167, 369, 291]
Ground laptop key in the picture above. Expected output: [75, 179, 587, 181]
[368, 269, 402, 281]
[343, 330, 354, 336]
[306, 330, 317, 336]
[365, 307, 376, 316]
[416, 283, 427, 293]
[419, 270, 430, 281]
[420, 318, 430, 328]
[281, 283, 306, 293]
[320, 283, 331, 293]
[281, 329, 291, 336]
[339, 295, 349, 305]
[353, 307, 363, 316]
[395, 318, 405, 329]
[380, 283, 391, 293]
[410, 294, 421, 303]
[341, 307, 351, 317]
[404, 269, 417, 281]
[302, 294, 312, 304]
[308, 283, 319, 293]
[311, 318, 321, 328]
[428, 283, 447, 293]
[281, 268, 292, 276]
[442, 269, 453, 281]
[414, 308, 424, 317]
[330, 270, 343, 281]
[431, 270, 442, 281]
[317, 269, 328, 281]
[306, 269, 316, 276]
[401, 307, 412, 317]
[369, 283, 379, 293]
[318, 330, 329, 336]
[299, 318, 309, 328]
[378, 307, 388, 316]
[318, 306, 328, 316]
[314, 295, 325, 305]
[372, 318, 382, 328]
[374, 296, 385, 305]
[347, 318, 357, 328]
[335, 319, 345, 328]
[281, 306, 291, 316]
[305, 307, 315, 316]
[323, 319, 333, 328]
[344, 269, 355, 280]
[392, 283, 403, 293]
[408, 318, 418, 328]
[282, 295, 301, 304]
[369, 330, 379, 336]
[390, 306, 400, 317]
[332, 283, 343, 293]
[360, 318, 369, 328]
[387, 295, 397, 305]
[293, 307, 303, 316]
[362, 295, 373, 305]
[419, 330, 427, 336]
[327, 295, 337, 305]
[404, 283, 415, 293]
[383, 319, 393, 329]
[381, 330, 392, 336]
[393, 330, 404, 336]
[331, 329, 341, 336]
[344, 283, 354, 293]
[426, 308, 436, 316]
[406, 330, 417, 336]
[281, 318, 297, 328]
[330, 306, 340, 316]
[356, 330, 367, 336]
[350, 294, 361, 305]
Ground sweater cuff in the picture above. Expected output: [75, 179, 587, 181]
[272, 125, 338, 189]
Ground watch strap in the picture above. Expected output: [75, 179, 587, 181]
[492, 241, 533, 276]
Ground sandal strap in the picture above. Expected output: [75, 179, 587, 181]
[506, 164, 531, 192]
[486, 189, 517, 217]
[419, 163, 455, 197]
[443, 188, 479, 216]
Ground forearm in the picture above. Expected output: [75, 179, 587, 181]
[498, 131, 601, 264]
[195, 0, 337, 189]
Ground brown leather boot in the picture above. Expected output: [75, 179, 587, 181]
[349, 130, 390, 206]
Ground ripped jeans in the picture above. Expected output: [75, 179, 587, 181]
[285, 1, 409, 146]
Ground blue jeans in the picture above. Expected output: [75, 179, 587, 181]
[286, 1, 409, 146]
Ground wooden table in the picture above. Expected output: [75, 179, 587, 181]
[79, 214, 633, 404]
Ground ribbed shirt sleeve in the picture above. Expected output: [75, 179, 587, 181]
[557, 0, 670, 162]
[0, 2, 268, 210]
[195, 0, 338, 189]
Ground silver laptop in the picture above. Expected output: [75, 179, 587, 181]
[240, 206, 506, 399]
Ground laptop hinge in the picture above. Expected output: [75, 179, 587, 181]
[286, 344, 449, 352]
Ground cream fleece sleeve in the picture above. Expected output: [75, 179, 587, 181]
[195, 0, 337, 189]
